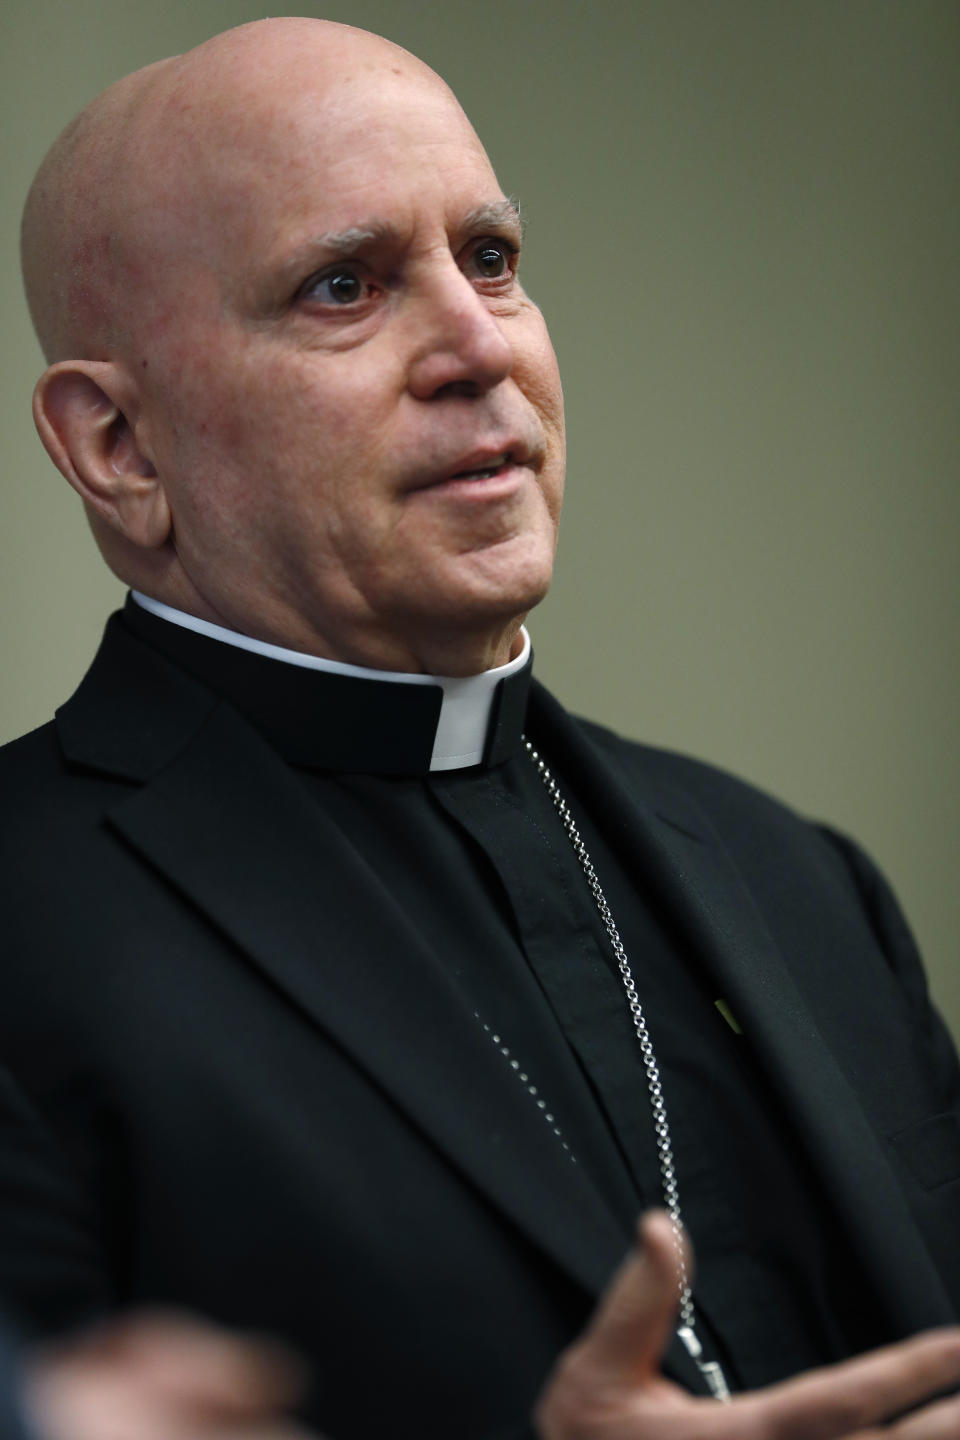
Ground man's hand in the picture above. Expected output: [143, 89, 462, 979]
[535, 1211, 960, 1439]
[22, 1313, 311, 1440]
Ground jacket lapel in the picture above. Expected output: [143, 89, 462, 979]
[58, 633, 625, 1300]
[72, 619, 955, 1386]
[59, 619, 954, 1362]
[527, 683, 956, 1335]
[57, 620, 712, 1393]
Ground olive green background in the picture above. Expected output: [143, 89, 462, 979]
[2, 3, 957, 1033]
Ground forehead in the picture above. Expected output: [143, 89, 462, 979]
[192, 72, 500, 259]
[124, 60, 508, 347]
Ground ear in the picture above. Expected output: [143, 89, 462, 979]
[32, 361, 171, 550]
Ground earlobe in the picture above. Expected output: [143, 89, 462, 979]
[32, 361, 171, 549]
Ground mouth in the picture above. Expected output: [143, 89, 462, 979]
[447, 452, 513, 482]
[408, 444, 534, 498]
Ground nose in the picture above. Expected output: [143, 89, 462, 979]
[406, 264, 514, 400]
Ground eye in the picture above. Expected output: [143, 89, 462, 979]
[465, 238, 518, 283]
[298, 266, 369, 307]
[476, 245, 508, 278]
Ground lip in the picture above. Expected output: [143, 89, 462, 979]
[413, 460, 530, 503]
[408, 440, 535, 496]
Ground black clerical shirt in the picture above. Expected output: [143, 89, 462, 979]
[122, 597, 885, 1391]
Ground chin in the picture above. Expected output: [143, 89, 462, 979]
[424, 562, 553, 642]
[457, 527, 556, 605]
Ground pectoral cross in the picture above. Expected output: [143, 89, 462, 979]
[677, 1325, 732, 1403]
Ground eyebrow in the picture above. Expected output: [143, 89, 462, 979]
[315, 199, 524, 257]
[308, 222, 396, 258]
[267, 198, 525, 293]
[462, 198, 525, 239]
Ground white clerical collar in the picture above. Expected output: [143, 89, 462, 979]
[131, 591, 531, 773]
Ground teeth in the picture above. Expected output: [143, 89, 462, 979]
[454, 453, 509, 480]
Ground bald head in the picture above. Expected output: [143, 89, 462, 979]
[21, 19, 450, 363]
[23, 17, 564, 674]
[22, 57, 165, 363]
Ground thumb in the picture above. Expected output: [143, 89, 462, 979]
[575, 1210, 690, 1387]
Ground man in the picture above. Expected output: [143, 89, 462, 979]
[4, 16, 960, 1439]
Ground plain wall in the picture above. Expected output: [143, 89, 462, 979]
[2, 1, 957, 1034]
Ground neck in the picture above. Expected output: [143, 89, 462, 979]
[122, 571, 527, 676]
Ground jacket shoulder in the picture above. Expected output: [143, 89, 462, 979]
[571, 711, 808, 827]
[0, 714, 135, 874]
[567, 709, 938, 1004]
[564, 710, 915, 948]
[0, 721, 70, 806]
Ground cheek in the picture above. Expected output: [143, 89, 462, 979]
[515, 325, 566, 511]
[198, 349, 390, 463]
[534, 346, 566, 438]
[513, 313, 565, 437]
[146, 353, 402, 557]
[144, 349, 310, 487]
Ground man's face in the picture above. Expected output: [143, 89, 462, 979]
[131, 60, 565, 671]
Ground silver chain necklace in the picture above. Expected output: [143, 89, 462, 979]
[524, 738, 731, 1402]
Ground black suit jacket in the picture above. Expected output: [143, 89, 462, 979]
[1, 614, 959, 1438]
[0, 1322, 30, 1440]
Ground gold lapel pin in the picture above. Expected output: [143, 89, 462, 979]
[714, 999, 743, 1035]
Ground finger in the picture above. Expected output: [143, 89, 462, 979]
[572, 1210, 691, 1386]
[888, 1385, 960, 1438]
[90, 1312, 305, 1416]
[848, 1388, 960, 1440]
[737, 1328, 960, 1440]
